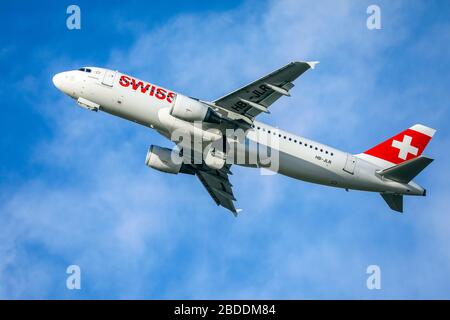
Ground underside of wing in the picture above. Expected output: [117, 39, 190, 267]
[195, 164, 238, 215]
[167, 61, 318, 214]
[178, 143, 238, 215]
[212, 61, 318, 121]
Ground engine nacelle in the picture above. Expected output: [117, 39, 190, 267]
[171, 94, 221, 123]
[145, 145, 182, 174]
[204, 147, 226, 170]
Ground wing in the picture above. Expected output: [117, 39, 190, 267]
[195, 164, 239, 216]
[176, 141, 238, 215]
[212, 61, 318, 122]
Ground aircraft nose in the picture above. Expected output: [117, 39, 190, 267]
[52, 72, 64, 90]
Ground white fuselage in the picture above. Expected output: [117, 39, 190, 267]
[52, 67, 425, 197]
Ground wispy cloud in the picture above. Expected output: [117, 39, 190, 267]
[1, 0, 449, 299]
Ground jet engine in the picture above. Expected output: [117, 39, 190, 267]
[170, 95, 222, 123]
[145, 145, 183, 174]
[204, 146, 226, 170]
[145, 145, 196, 175]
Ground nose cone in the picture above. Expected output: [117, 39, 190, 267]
[52, 72, 64, 91]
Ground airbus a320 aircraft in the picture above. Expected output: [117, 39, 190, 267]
[53, 62, 435, 215]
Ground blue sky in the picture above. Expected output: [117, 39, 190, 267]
[0, 0, 449, 299]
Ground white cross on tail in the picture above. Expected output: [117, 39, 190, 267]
[392, 135, 418, 160]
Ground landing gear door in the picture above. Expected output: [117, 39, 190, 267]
[102, 70, 117, 87]
[343, 154, 357, 174]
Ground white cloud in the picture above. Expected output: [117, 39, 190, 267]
[1, 0, 449, 298]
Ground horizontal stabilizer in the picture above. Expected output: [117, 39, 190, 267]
[378, 156, 433, 184]
[381, 193, 403, 213]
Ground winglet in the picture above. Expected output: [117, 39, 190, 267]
[232, 208, 243, 217]
[306, 61, 320, 70]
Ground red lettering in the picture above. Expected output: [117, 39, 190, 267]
[156, 88, 167, 100]
[149, 85, 156, 96]
[120, 76, 173, 105]
[131, 79, 145, 91]
[140, 83, 150, 94]
[167, 92, 175, 103]
[119, 75, 131, 87]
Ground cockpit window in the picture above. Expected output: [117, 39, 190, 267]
[78, 67, 92, 73]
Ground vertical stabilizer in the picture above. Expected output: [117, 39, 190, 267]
[357, 124, 436, 169]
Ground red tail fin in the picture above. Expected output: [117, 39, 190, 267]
[359, 124, 436, 167]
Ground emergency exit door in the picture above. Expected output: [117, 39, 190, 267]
[102, 70, 116, 87]
[343, 154, 357, 174]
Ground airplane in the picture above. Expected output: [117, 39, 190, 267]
[52, 62, 436, 216]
